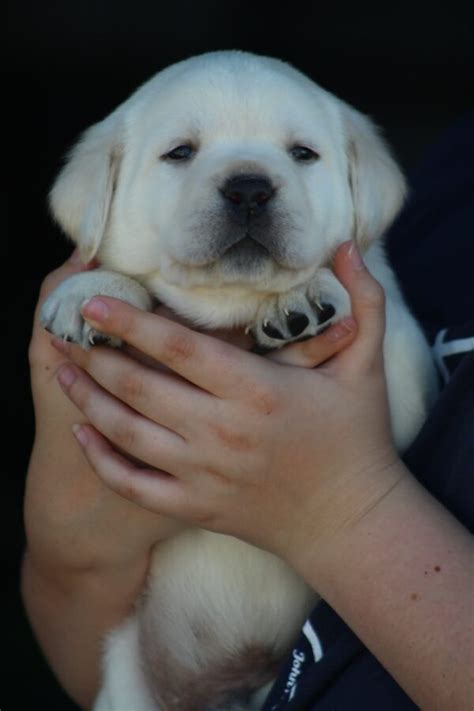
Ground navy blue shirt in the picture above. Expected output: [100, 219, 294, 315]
[263, 113, 474, 711]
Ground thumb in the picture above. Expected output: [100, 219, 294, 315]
[36, 249, 97, 307]
[30, 250, 97, 366]
[332, 241, 386, 373]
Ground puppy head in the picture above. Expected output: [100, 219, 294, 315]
[50, 51, 405, 320]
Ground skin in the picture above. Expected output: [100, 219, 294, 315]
[22, 243, 473, 710]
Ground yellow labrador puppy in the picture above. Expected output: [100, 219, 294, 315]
[41, 51, 437, 711]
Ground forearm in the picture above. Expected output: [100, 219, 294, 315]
[300, 464, 473, 711]
[22, 434, 176, 707]
[21, 550, 147, 710]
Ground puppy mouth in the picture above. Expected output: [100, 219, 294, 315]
[222, 234, 270, 259]
[173, 221, 302, 274]
[218, 233, 273, 271]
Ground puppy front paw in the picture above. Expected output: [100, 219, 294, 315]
[250, 268, 351, 350]
[40, 271, 153, 349]
[41, 294, 120, 349]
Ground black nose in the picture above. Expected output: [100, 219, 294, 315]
[221, 175, 275, 220]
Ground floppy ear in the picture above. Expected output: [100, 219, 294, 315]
[342, 105, 407, 249]
[49, 113, 123, 262]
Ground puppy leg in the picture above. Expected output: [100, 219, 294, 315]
[40, 270, 152, 348]
[93, 617, 158, 711]
[250, 268, 351, 350]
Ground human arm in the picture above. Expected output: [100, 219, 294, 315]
[54, 241, 473, 710]
[23, 251, 356, 709]
[22, 253, 184, 709]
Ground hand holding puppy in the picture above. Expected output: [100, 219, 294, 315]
[47, 242, 474, 711]
[53, 241, 394, 573]
[23, 244, 357, 708]
[24, 251, 189, 708]
[26, 244, 473, 711]
[27, 252, 185, 577]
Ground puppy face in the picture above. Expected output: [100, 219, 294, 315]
[50, 51, 405, 324]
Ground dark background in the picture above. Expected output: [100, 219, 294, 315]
[6, 2, 473, 709]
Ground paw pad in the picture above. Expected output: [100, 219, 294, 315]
[286, 311, 310, 336]
[262, 321, 285, 340]
[316, 303, 336, 324]
[251, 266, 351, 351]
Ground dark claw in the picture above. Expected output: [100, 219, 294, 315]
[286, 312, 309, 336]
[89, 333, 111, 346]
[317, 303, 336, 324]
[262, 322, 285, 340]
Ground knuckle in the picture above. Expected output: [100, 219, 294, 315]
[249, 383, 279, 415]
[113, 475, 142, 504]
[189, 502, 219, 530]
[359, 280, 385, 310]
[110, 418, 137, 451]
[117, 369, 145, 403]
[162, 331, 196, 364]
[210, 420, 255, 451]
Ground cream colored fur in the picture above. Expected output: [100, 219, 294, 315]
[41, 51, 438, 710]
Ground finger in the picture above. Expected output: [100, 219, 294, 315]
[56, 363, 191, 473]
[71, 424, 190, 517]
[267, 317, 357, 367]
[80, 297, 267, 397]
[332, 241, 386, 371]
[52, 338, 211, 437]
[30, 250, 98, 370]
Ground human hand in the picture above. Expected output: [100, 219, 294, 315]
[26, 251, 184, 581]
[51, 241, 401, 577]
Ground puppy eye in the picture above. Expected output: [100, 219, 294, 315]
[290, 146, 320, 163]
[163, 144, 195, 161]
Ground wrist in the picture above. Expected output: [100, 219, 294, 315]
[22, 547, 149, 616]
[287, 455, 407, 585]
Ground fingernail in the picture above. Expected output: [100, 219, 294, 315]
[82, 297, 109, 323]
[72, 424, 89, 446]
[326, 317, 357, 342]
[57, 365, 77, 388]
[348, 241, 366, 270]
